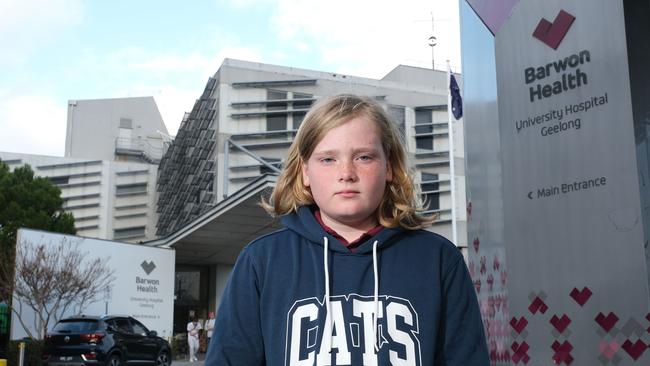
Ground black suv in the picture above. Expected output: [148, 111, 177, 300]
[42, 315, 171, 366]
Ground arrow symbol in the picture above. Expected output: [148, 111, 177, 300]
[528, 191, 533, 200]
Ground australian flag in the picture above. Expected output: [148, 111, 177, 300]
[449, 74, 463, 120]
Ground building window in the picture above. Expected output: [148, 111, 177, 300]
[48, 176, 69, 185]
[116, 183, 147, 196]
[421, 172, 439, 211]
[113, 226, 146, 240]
[173, 268, 209, 334]
[267, 115, 287, 131]
[415, 110, 433, 150]
[293, 112, 306, 129]
[120, 118, 133, 129]
[416, 136, 433, 150]
[267, 90, 287, 131]
[293, 92, 313, 110]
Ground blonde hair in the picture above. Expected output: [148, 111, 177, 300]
[263, 94, 434, 230]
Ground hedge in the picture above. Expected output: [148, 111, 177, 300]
[6, 339, 44, 366]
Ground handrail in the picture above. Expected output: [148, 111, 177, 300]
[223, 138, 281, 198]
[115, 137, 163, 163]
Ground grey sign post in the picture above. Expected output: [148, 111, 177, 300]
[461, 0, 650, 364]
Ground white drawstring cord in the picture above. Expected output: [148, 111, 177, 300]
[372, 240, 379, 353]
[323, 237, 332, 354]
[323, 238, 380, 354]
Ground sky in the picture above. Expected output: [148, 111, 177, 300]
[0, 0, 462, 157]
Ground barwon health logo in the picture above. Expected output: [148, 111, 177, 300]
[141, 260, 156, 275]
[532, 9, 575, 50]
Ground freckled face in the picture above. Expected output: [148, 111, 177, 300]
[302, 115, 392, 230]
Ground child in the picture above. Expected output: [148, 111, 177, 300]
[206, 94, 488, 365]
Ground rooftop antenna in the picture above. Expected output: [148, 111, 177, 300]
[428, 11, 437, 70]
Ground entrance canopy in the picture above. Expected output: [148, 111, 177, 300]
[146, 175, 282, 265]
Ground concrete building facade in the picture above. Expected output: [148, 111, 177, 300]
[151, 59, 467, 330]
[157, 59, 466, 246]
[1, 96, 168, 243]
[65, 96, 169, 164]
[0, 152, 159, 243]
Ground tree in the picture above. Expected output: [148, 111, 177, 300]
[0, 160, 76, 303]
[2, 237, 114, 339]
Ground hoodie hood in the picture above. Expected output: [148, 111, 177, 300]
[281, 205, 405, 254]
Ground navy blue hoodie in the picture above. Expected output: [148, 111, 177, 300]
[206, 206, 488, 365]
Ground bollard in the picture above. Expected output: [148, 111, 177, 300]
[18, 341, 25, 366]
[0, 359, 6, 366]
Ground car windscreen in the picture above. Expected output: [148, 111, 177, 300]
[53, 319, 99, 333]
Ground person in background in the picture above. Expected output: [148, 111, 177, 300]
[186, 316, 202, 362]
[204, 311, 216, 349]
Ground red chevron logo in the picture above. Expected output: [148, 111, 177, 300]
[532, 10, 575, 49]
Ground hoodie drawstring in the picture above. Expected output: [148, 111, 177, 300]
[372, 239, 379, 352]
[323, 237, 332, 353]
[323, 237, 380, 355]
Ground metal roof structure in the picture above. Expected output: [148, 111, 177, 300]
[146, 175, 280, 265]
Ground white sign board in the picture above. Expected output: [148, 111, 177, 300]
[11, 229, 175, 339]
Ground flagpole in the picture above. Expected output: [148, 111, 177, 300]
[446, 61, 458, 245]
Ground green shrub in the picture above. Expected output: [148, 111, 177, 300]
[7, 339, 44, 366]
[171, 333, 188, 360]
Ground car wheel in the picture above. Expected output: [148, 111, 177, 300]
[106, 354, 122, 366]
[156, 351, 170, 366]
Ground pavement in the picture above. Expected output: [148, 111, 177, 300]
[172, 352, 206, 365]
